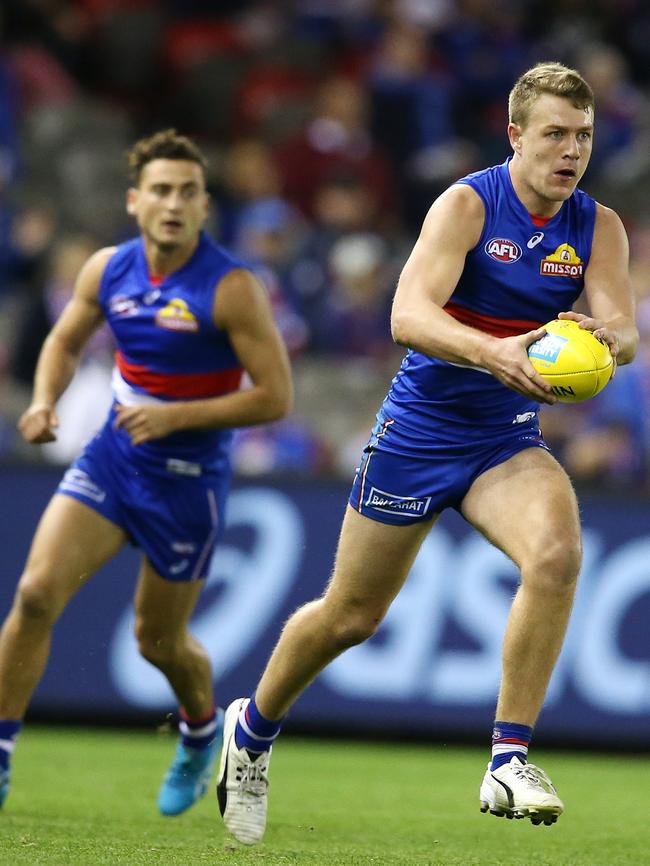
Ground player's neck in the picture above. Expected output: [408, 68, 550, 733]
[143, 235, 200, 278]
[508, 161, 563, 220]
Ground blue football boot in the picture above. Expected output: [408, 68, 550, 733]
[158, 708, 224, 816]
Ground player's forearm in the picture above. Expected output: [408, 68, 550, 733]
[169, 382, 293, 432]
[391, 301, 497, 368]
[31, 333, 82, 408]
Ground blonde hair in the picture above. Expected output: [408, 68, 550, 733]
[508, 62, 594, 128]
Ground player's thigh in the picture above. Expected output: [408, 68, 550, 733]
[460, 447, 581, 573]
[133, 558, 205, 639]
[20, 494, 127, 612]
[324, 505, 436, 617]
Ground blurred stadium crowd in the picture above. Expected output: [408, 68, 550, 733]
[1, 0, 650, 488]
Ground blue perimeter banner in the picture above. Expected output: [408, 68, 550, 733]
[0, 466, 649, 747]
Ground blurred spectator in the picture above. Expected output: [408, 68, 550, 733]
[367, 22, 454, 171]
[287, 172, 390, 336]
[366, 19, 480, 228]
[217, 138, 284, 246]
[1, 204, 58, 306]
[2, 0, 650, 486]
[275, 75, 398, 225]
[577, 44, 647, 179]
[234, 197, 310, 356]
[232, 415, 333, 476]
[306, 232, 396, 359]
[10, 234, 114, 464]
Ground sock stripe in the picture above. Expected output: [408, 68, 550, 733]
[492, 743, 529, 755]
[238, 711, 280, 743]
[0, 739, 16, 754]
[179, 718, 218, 739]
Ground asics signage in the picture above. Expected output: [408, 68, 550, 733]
[2, 473, 649, 746]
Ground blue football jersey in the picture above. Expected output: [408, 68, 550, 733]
[97, 231, 248, 471]
[380, 159, 596, 449]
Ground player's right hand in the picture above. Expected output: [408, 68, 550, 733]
[18, 403, 59, 443]
[486, 327, 557, 404]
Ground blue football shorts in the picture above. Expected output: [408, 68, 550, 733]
[349, 415, 550, 526]
[56, 422, 230, 581]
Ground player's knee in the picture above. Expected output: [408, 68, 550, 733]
[327, 603, 383, 649]
[135, 623, 178, 667]
[526, 537, 582, 589]
[14, 576, 59, 624]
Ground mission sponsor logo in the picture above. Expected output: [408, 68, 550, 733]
[365, 486, 431, 517]
[540, 243, 584, 278]
[155, 298, 199, 332]
[484, 237, 522, 263]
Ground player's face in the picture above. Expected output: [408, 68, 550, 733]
[127, 159, 209, 251]
[509, 94, 594, 207]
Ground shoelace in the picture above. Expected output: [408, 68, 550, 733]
[235, 760, 268, 797]
[511, 762, 556, 793]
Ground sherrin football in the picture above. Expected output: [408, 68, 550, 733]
[527, 319, 613, 403]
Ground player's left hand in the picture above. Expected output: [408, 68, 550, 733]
[113, 403, 182, 444]
[557, 310, 619, 375]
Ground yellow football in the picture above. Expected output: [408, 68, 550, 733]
[527, 319, 613, 403]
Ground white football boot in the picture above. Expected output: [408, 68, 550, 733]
[216, 698, 271, 845]
[479, 756, 564, 825]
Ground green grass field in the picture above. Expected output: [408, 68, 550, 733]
[0, 727, 647, 866]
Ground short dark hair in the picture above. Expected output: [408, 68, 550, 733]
[126, 129, 208, 184]
[508, 62, 594, 128]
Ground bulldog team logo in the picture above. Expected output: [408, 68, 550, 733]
[484, 237, 522, 263]
[155, 298, 199, 332]
[540, 243, 584, 278]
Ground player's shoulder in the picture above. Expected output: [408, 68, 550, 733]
[592, 200, 623, 225]
[76, 245, 119, 291]
[424, 181, 485, 230]
[591, 200, 627, 237]
[590, 201, 629, 251]
[436, 161, 507, 216]
[217, 265, 261, 296]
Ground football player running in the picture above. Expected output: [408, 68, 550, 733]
[0, 130, 292, 816]
[217, 63, 638, 843]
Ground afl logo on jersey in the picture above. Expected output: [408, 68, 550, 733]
[484, 238, 522, 263]
[109, 294, 140, 316]
[155, 298, 199, 332]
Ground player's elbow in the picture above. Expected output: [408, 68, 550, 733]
[390, 307, 415, 348]
[264, 380, 294, 421]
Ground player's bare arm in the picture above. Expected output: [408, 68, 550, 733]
[114, 268, 293, 444]
[18, 247, 115, 444]
[558, 204, 638, 364]
[391, 185, 555, 403]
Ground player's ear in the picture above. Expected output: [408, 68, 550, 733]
[126, 187, 138, 216]
[508, 122, 522, 153]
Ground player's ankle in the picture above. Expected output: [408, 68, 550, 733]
[234, 695, 283, 753]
